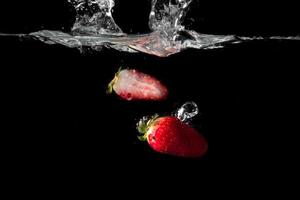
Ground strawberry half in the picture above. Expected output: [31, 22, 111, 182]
[107, 68, 168, 101]
[137, 115, 208, 158]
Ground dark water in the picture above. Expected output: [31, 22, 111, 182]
[0, 0, 299, 195]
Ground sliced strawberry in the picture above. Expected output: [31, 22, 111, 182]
[108, 68, 168, 101]
[137, 116, 208, 158]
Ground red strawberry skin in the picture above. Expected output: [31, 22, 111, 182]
[146, 117, 208, 157]
[110, 69, 168, 101]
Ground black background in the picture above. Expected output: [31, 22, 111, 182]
[0, 0, 299, 194]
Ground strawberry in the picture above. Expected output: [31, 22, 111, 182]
[137, 115, 208, 158]
[107, 68, 168, 101]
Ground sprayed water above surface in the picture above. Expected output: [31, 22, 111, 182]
[0, 0, 299, 57]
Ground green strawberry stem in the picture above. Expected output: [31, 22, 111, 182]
[107, 67, 123, 94]
[137, 114, 159, 141]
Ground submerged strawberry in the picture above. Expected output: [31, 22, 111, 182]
[137, 115, 208, 158]
[107, 68, 168, 101]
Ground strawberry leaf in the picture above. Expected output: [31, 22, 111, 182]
[106, 67, 122, 94]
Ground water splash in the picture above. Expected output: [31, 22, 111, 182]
[0, 0, 299, 57]
[68, 0, 123, 35]
[149, 0, 192, 36]
[175, 101, 199, 123]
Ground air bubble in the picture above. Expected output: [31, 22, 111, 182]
[175, 101, 199, 123]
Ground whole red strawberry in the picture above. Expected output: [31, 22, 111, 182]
[137, 115, 208, 158]
[107, 68, 168, 101]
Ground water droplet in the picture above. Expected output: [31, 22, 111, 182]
[175, 101, 199, 122]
